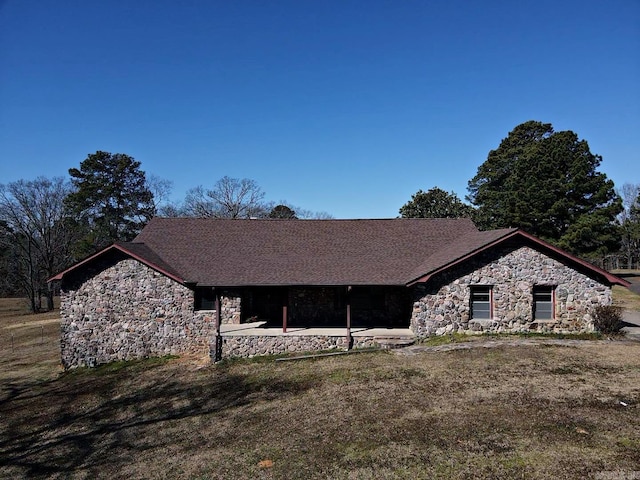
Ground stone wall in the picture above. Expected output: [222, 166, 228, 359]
[221, 334, 376, 358]
[60, 257, 384, 367]
[196, 291, 242, 324]
[61, 257, 215, 368]
[220, 292, 242, 324]
[411, 246, 611, 336]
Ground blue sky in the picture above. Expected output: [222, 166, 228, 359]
[1, 0, 638, 218]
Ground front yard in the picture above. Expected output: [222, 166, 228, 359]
[1, 285, 640, 479]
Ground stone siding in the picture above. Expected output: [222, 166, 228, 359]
[61, 258, 215, 368]
[221, 335, 376, 358]
[196, 292, 242, 324]
[221, 292, 242, 324]
[411, 246, 611, 336]
[60, 257, 378, 367]
[61, 244, 615, 367]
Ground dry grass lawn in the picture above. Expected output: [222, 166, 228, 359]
[1, 292, 640, 479]
[614, 285, 640, 311]
[0, 298, 62, 385]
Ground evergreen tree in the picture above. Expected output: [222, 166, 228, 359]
[65, 151, 154, 254]
[467, 121, 621, 257]
[268, 204, 297, 219]
[399, 187, 473, 219]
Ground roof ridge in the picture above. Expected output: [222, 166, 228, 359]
[149, 217, 477, 221]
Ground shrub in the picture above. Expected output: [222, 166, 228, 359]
[593, 305, 624, 334]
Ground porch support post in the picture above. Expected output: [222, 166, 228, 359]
[213, 288, 222, 362]
[346, 286, 353, 350]
[282, 288, 288, 333]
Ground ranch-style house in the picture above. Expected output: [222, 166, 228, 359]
[51, 217, 629, 368]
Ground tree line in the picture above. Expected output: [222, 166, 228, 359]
[399, 120, 639, 269]
[0, 151, 330, 311]
[1, 120, 638, 311]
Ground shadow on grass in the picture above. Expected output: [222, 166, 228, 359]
[0, 358, 319, 478]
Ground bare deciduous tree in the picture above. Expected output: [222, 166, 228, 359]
[178, 178, 333, 220]
[183, 177, 267, 218]
[618, 182, 640, 269]
[208, 176, 266, 218]
[0, 177, 73, 311]
[146, 174, 173, 216]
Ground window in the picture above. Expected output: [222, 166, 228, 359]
[470, 286, 492, 319]
[533, 286, 554, 320]
[195, 288, 216, 311]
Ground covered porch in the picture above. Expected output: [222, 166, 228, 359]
[207, 285, 415, 360]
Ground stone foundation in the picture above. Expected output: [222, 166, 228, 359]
[221, 335, 377, 358]
[411, 246, 611, 336]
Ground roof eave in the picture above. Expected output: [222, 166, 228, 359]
[189, 282, 407, 288]
[48, 243, 185, 285]
[405, 229, 518, 286]
[514, 230, 630, 287]
[406, 229, 630, 288]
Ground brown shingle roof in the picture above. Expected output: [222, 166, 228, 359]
[51, 217, 629, 288]
[406, 228, 517, 283]
[114, 241, 184, 282]
[133, 217, 480, 286]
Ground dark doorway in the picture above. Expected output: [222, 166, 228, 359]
[242, 287, 286, 326]
[350, 286, 412, 328]
[288, 286, 412, 328]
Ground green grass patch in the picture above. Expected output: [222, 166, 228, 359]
[513, 331, 603, 340]
[217, 347, 382, 367]
[215, 351, 291, 367]
[616, 437, 640, 453]
[418, 332, 477, 345]
[419, 331, 603, 346]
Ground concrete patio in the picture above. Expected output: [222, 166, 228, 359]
[220, 320, 414, 338]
